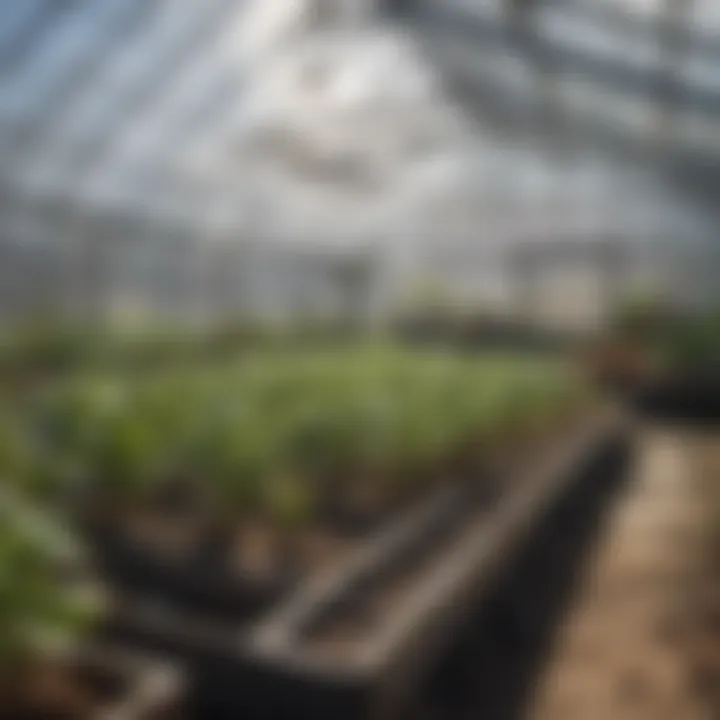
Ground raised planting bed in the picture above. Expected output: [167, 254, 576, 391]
[189, 410, 624, 720]
[99, 478, 475, 658]
[10, 346, 595, 622]
[590, 304, 720, 425]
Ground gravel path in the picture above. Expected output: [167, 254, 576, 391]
[527, 427, 720, 720]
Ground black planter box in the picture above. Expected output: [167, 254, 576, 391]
[88, 524, 287, 620]
[631, 372, 720, 425]
[188, 413, 625, 720]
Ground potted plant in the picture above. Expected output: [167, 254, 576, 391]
[0, 489, 184, 719]
[585, 290, 671, 394]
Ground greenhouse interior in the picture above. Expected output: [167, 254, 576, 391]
[0, 1, 718, 719]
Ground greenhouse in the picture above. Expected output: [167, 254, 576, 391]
[0, 0, 718, 327]
[0, 3, 719, 718]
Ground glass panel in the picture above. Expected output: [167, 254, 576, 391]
[46, 0, 234, 194]
[83, 0, 243, 204]
[0, 0, 48, 55]
[0, 0, 130, 122]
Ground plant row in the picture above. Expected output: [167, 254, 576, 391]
[0, 345, 594, 679]
[3, 347, 592, 527]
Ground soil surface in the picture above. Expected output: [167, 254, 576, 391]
[422, 427, 720, 720]
[420, 425, 720, 720]
[526, 427, 720, 720]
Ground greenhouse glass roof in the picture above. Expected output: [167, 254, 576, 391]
[0, 0, 717, 242]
